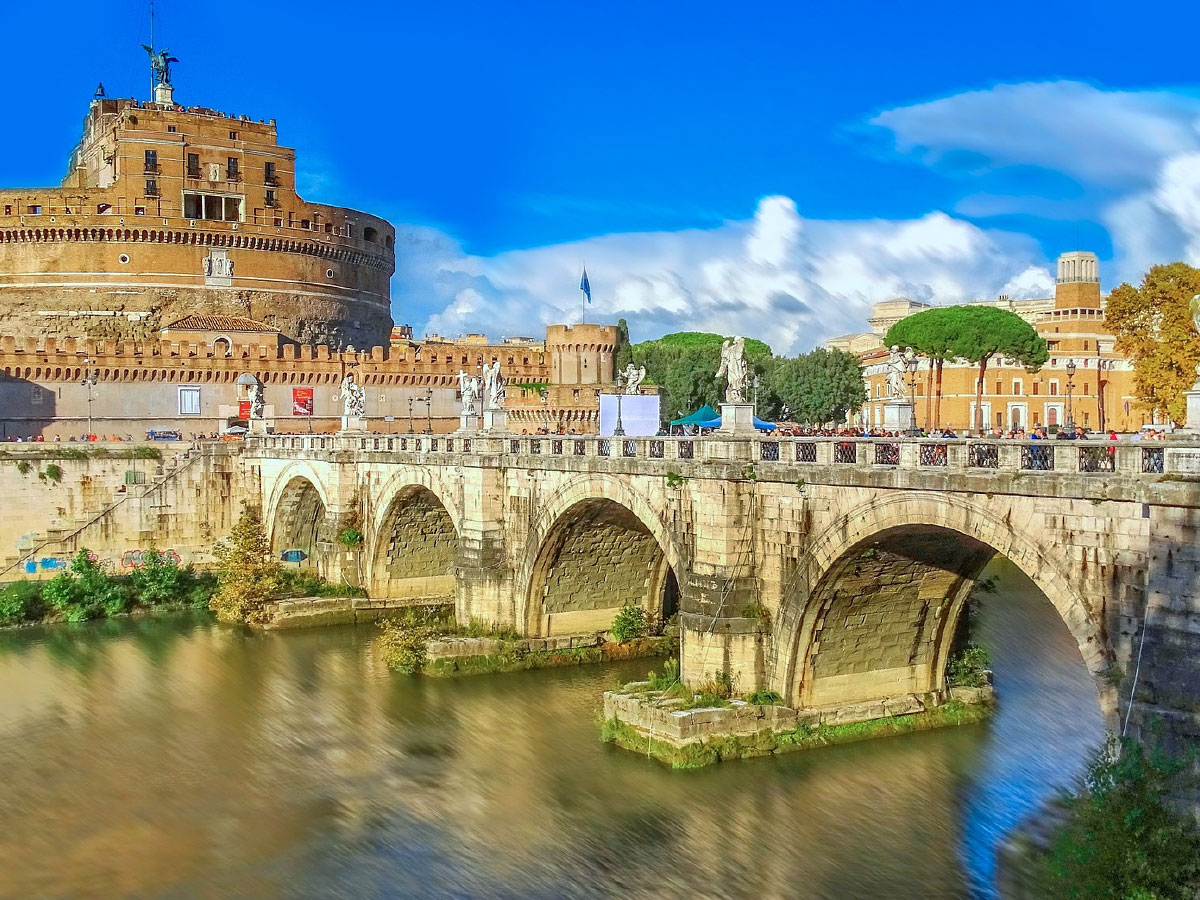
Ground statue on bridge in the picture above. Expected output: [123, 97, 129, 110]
[716, 336, 748, 403]
[482, 360, 506, 411]
[457, 369, 481, 416]
[885, 346, 908, 399]
[339, 373, 365, 418]
[621, 363, 646, 395]
[249, 382, 265, 420]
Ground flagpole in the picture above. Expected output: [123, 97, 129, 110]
[582, 262, 586, 326]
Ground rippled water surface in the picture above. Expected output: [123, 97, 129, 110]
[0, 559, 1105, 899]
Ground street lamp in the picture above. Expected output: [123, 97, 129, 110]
[81, 360, 97, 439]
[407, 396, 414, 434]
[424, 388, 433, 434]
[1065, 359, 1077, 432]
[613, 372, 625, 436]
[903, 348, 920, 436]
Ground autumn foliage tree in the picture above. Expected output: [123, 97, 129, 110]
[211, 505, 282, 624]
[1105, 262, 1200, 425]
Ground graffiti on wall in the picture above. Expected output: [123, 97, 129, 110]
[120, 548, 182, 569]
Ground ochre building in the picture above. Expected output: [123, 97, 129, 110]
[828, 252, 1149, 433]
[0, 88, 395, 348]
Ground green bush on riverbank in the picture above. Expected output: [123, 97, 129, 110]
[0, 549, 216, 626]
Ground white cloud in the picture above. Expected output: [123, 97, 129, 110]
[403, 197, 1048, 355]
[398, 81, 1200, 353]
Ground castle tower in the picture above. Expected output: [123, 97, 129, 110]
[1054, 251, 1102, 310]
[545, 324, 617, 386]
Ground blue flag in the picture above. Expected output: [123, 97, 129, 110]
[579, 268, 592, 304]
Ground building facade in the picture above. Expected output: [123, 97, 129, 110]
[0, 89, 395, 349]
[0, 321, 618, 439]
[841, 252, 1150, 433]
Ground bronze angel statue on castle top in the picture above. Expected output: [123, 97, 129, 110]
[142, 46, 179, 86]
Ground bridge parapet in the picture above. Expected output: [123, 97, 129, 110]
[247, 432, 1195, 480]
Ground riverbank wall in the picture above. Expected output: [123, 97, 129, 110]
[0, 444, 247, 580]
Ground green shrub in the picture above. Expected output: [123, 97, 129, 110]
[377, 618, 429, 674]
[611, 604, 649, 642]
[1040, 737, 1200, 900]
[15, 460, 31, 475]
[0, 581, 43, 624]
[277, 568, 366, 598]
[131, 445, 161, 459]
[39, 464, 64, 484]
[745, 689, 783, 705]
[211, 506, 281, 624]
[697, 668, 734, 699]
[947, 644, 991, 687]
[130, 549, 183, 606]
[646, 657, 680, 691]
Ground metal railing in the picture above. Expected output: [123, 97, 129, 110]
[968, 443, 999, 469]
[760, 441, 780, 461]
[1142, 447, 1165, 474]
[796, 442, 817, 463]
[1079, 445, 1116, 473]
[650, 440, 665, 459]
[920, 443, 948, 467]
[834, 441, 857, 464]
[622, 439, 637, 458]
[874, 442, 900, 466]
[1021, 444, 1054, 471]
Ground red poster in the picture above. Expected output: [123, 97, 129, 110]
[238, 400, 251, 419]
[292, 388, 314, 416]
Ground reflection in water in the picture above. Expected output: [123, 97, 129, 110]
[0, 561, 1103, 900]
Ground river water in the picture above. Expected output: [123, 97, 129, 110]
[0, 558, 1104, 899]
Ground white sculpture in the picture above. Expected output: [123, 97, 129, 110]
[249, 382, 265, 419]
[483, 360, 506, 410]
[339, 373, 365, 418]
[621, 363, 646, 395]
[457, 369, 481, 415]
[1191, 294, 1200, 384]
[885, 346, 907, 399]
[716, 336, 748, 403]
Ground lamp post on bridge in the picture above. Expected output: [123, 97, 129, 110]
[407, 396, 414, 434]
[424, 388, 433, 434]
[1065, 359, 1077, 433]
[81, 359, 98, 440]
[903, 348, 920, 436]
[613, 372, 626, 437]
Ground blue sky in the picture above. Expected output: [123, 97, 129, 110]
[3, 0, 1200, 352]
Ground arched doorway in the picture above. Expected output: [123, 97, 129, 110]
[370, 487, 459, 601]
[526, 498, 677, 636]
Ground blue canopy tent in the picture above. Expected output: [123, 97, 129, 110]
[669, 405, 719, 427]
[695, 415, 776, 431]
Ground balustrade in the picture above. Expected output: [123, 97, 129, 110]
[834, 441, 857, 464]
[968, 443, 999, 469]
[622, 439, 637, 458]
[1078, 445, 1116, 473]
[920, 443, 948, 467]
[760, 441, 780, 461]
[1142, 447, 1165, 474]
[874, 442, 900, 466]
[1020, 444, 1054, 471]
[796, 442, 817, 463]
[650, 440, 665, 459]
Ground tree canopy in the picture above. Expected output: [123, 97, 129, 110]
[769, 348, 866, 425]
[627, 332, 773, 423]
[884, 307, 966, 429]
[1105, 262, 1200, 424]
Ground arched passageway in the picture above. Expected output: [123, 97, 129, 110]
[527, 498, 676, 636]
[270, 476, 331, 576]
[371, 487, 459, 600]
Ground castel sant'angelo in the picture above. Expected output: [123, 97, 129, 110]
[0, 50, 618, 437]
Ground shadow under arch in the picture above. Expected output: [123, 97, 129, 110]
[516, 475, 685, 637]
[772, 491, 1119, 729]
[369, 484, 459, 601]
[269, 474, 333, 577]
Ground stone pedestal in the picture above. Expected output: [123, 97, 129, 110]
[340, 415, 367, 433]
[481, 408, 508, 433]
[882, 399, 915, 432]
[458, 411, 480, 433]
[719, 402, 757, 434]
[154, 82, 174, 106]
[1185, 389, 1200, 432]
[249, 418, 270, 435]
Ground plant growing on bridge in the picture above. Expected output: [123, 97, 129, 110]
[946, 644, 991, 688]
[15, 460, 31, 475]
[377, 617, 429, 674]
[665, 471, 690, 488]
[1038, 737, 1200, 900]
[39, 464, 64, 484]
[611, 604, 650, 642]
[211, 505, 282, 624]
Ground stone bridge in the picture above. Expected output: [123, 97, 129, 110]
[248, 431, 1200, 749]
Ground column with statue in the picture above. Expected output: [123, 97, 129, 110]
[716, 336, 756, 433]
[481, 360, 508, 433]
[338, 373, 367, 432]
[456, 369, 482, 432]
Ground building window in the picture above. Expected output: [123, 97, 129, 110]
[27, 205, 41, 215]
[167, 125, 177, 133]
[184, 192, 241, 222]
[1050, 380, 1059, 396]
[1048, 407, 1058, 426]
[3, 205, 10, 216]
[187, 153, 200, 177]
[1013, 379, 1023, 396]
[265, 189, 277, 207]
[179, 387, 201, 416]
[134, 206, 145, 215]
[345, 223, 354, 238]
[1083, 340, 1090, 351]
[1083, 412, 1090, 426]
[145, 179, 159, 197]
[994, 379, 1002, 395]
[227, 157, 240, 180]
[229, 130, 238, 140]
[144, 149, 157, 172]
[264, 161, 277, 186]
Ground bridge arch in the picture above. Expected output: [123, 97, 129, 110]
[517, 475, 684, 637]
[267, 469, 334, 576]
[368, 471, 461, 601]
[773, 491, 1118, 726]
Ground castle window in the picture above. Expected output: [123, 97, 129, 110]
[229, 130, 238, 140]
[27, 205, 41, 215]
[178, 387, 201, 416]
[3, 205, 11, 216]
[145, 179, 159, 197]
[143, 149, 157, 173]
[345, 223, 354, 238]
[186, 153, 201, 178]
[264, 161, 277, 186]
[97, 203, 111, 214]
[363, 226, 379, 243]
[265, 189, 277, 207]
[134, 207, 145, 216]
[227, 157, 240, 181]
[167, 125, 176, 133]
